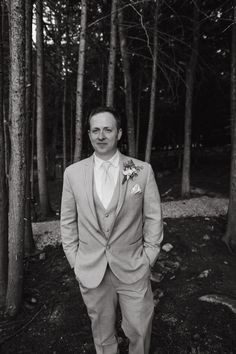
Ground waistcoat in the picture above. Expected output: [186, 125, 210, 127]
[93, 175, 120, 239]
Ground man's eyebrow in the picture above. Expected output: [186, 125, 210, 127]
[91, 126, 112, 129]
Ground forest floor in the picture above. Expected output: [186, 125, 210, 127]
[1, 148, 236, 354]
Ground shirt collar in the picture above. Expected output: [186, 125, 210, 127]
[94, 150, 120, 169]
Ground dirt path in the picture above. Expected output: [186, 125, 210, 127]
[32, 196, 228, 250]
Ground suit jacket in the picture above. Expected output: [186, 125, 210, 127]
[60, 152, 163, 289]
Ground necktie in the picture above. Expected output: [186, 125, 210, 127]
[101, 161, 115, 209]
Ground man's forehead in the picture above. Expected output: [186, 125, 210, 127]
[90, 112, 117, 127]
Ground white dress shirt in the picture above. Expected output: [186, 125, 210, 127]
[93, 150, 120, 207]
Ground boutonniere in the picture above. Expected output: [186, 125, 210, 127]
[122, 160, 143, 185]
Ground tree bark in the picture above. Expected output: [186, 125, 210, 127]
[222, 0, 236, 252]
[117, 1, 136, 157]
[24, 0, 35, 256]
[0, 0, 8, 310]
[48, 95, 59, 180]
[70, 90, 74, 164]
[106, 0, 117, 107]
[145, 1, 159, 163]
[6, 0, 26, 316]
[74, 0, 87, 163]
[3, 0, 10, 177]
[181, 0, 200, 198]
[135, 72, 142, 157]
[62, 0, 70, 172]
[31, 80, 36, 200]
[36, 0, 51, 216]
[62, 74, 68, 171]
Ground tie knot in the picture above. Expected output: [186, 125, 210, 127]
[102, 161, 112, 172]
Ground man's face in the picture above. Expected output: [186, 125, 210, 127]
[88, 112, 122, 160]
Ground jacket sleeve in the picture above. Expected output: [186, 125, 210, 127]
[143, 164, 163, 267]
[60, 169, 79, 268]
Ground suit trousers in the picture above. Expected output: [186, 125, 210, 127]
[79, 266, 154, 354]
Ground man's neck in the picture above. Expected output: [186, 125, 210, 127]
[94, 149, 119, 161]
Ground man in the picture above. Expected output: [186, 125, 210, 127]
[60, 107, 163, 354]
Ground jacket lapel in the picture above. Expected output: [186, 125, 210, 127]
[84, 156, 98, 222]
[116, 154, 128, 217]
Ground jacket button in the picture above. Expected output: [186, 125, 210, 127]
[105, 213, 109, 218]
[106, 245, 110, 250]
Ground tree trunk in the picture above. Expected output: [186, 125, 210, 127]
[0, 0, 8, 311]
[3, 0, 10, 177]
[62, 0, 70, 172]
[31, 80, 36, 200]
[181, 0, 200, 198]
[70, 90, 73, 164]
[48, 95, 59, 179]
[222, 0, 236, 252]
[36, 0, 51, 216]
[24, 0, 35, 256]
[62, 74, 68, 171]
[106, 0, 117, 107]
[117, 1, 136, 157]
[5, 0, 26, 316]
[47, 9, 63, 180]
[135, 70, 143, 157]
[74, 0, 87, 163]
[145, 1, 159, 163]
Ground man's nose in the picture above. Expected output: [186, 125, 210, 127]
[98, 130, 105, 140]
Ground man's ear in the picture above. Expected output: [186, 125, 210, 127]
[118, 129, 122, 141]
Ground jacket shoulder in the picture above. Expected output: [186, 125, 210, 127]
[64, 156, 92, 175]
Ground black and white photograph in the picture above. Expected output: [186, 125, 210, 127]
[0, 0, 236, 353]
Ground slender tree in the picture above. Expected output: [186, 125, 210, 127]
[222, 0, 236, 252]
[3, 0, 10, 177]
[31, 80, 36, 199]
[5, 0, 26, 316]
[74, 0, 87, 162]
[36, 0, 51, 216]
[62, 76, 68, 170]
[145, 0, 159, 163]
[181, 0, 200, 197]
[70, 90, 74, 164]
[117, 0, 136, 157]
[46, 3, 62, 180]
[106, 0, 118, 107]
[135, 72, 142, 156]
[24, 0, 35, 256]
[62, 0, 70, 171]
[0, 0, 8, 311]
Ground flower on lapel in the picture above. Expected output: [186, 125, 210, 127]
[122, 160, 143, 185]
[131, 184, 142, 195]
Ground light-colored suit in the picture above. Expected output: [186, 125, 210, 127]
[60, 152, 163, 354]
[61, 153, 163, 288]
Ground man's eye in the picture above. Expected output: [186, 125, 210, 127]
[105, 128, 112, 132]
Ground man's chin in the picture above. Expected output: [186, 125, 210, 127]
[96, 145, 108, 152]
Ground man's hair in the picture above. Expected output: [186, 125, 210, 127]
[87, 106, 122, 130]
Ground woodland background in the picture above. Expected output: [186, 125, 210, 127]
[0, 0, 236, 323]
